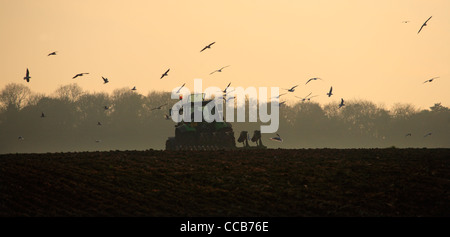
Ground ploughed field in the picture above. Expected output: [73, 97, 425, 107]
[0, 149, 449, 217]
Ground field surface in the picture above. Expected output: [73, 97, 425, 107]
[1, 149, 449, 217]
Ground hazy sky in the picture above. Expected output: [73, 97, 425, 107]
[1, 0, 449, 110]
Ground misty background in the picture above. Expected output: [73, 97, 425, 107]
[1, 83, 449, 154]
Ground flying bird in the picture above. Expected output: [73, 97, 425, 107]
[306, 77, 322, 85]
[306, 95, 319, 101]
[339, 98, 345, 108]
[200, 42, 215, 52]
[402, 21, 410, 23]
[223, 89, 235, 97]
[283, 85, 298, 92]
[417, 16, 432, 34]
[223, 96, 235, 102]
[423, 77, 439, 83]
[48, 51, 57, 56]
[223, 82, 231, 93]
[294, 92, 314, 102]
[160, 69, 170, 79]
[151, 103, 167, 111]
[278, 101, 287, 106]
[73, 73, 89, 79]
[210, 65, 230, 75]
[270, 133, 283, 142]
[176, 83, 186, 93]
[23, 68, 31, 82]
[327, 86, 333, 97]
[299, 92, 312, 98]
[102, 77, 109, 84]
[424, 132, 432, 137]
[272, 93, 287, 99]
[296, 93, 319, 102]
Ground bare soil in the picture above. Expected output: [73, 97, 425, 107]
[1, 148, 449, 217]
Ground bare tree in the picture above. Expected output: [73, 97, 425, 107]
[53, 84, 84, 102]
[391, 103, 417, 119]
[0, 83, 32, 111]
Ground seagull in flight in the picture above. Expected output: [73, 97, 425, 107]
[296, 92, 319, 102]
[48, 51, 57, 56]
[24, 68, 31, 82]
[327, 86, 333, 97]
[73, 73, 89, 79]
[295, 92, 310, 100]
[270, 133, 283, 142]
[283, 85, 298, 92]
[424, 132, 432, 137]
[151, 103, 168, 111]
[339, 98, 345, 108]
[160, 68, 170, 79]
[102, 77, 109, 84]
[223, 96, 235, 102]
[417, 16, 432, 34]
[222, 89, 235, 97]
[272, 93, 287, 99]
[423, 77, 439, 83]
[176, 83, 186, 93]
[306, 77, 322, 85]
[223, 82, 231, 93]
[305, 95, 318, 102]
[210, 65, 230, 75]
[200, 42, 215, 52]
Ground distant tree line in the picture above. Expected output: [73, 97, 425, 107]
[0, 83, 449, 153]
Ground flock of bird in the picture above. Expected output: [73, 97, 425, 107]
[398, 16, 439, 139]
[18, 16, 440, 145]
[267, 16, 440, 143]
[17, 41, 225, 143]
